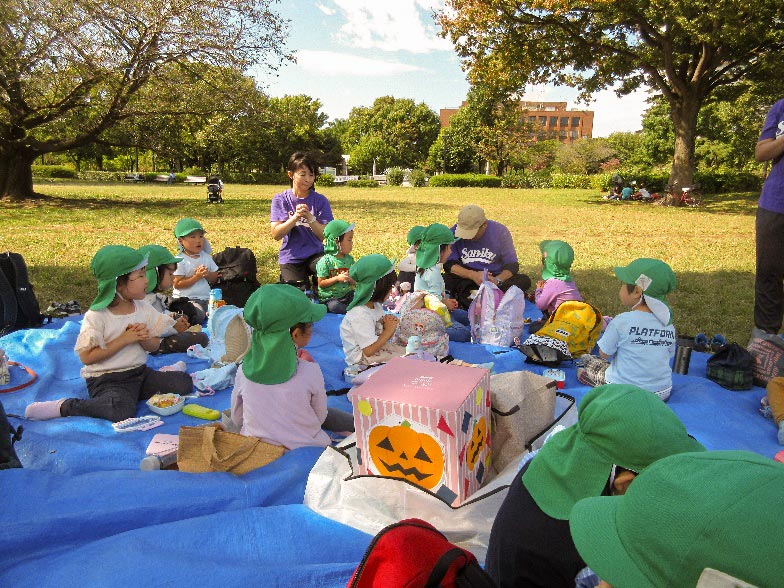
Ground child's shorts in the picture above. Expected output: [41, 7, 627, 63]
[577, 354, 672, 401]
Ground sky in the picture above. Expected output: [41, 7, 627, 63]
[252, 0, 651, 137]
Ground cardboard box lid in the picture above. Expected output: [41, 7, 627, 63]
[356, 356, 489, 410]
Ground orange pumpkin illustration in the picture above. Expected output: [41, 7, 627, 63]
[368, 424, 445, 490]
[466, 417, 487, 471]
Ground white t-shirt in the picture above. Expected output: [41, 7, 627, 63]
[598, 310, 676, 393]
[414, 265, 445, 298]
[340, 302, 385, 367]
[74, 300, 174, 379]
[172, 251, 218, 300]
[230, 358, 330, 450]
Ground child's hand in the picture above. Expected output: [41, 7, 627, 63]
[194, 264, 208, 279]
[124, 323, 150, 342]
[381, 314, 399, 333]
[445, 298, 458, 311]
[536, 279, 546, 289]
[173, 316, 189, 333]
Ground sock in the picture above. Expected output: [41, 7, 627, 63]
[25, 399, 66, 420]
[778, 421, 784, 445]
[159, 361, 186, 372]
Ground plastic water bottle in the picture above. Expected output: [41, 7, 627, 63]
[140, 450, 178, 470]
[207, 288, 222, 317]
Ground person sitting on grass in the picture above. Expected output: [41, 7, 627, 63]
[315, 219, 356, 314]
[530, 239, 584, 333]
[171, 218, 220, 324]
[230, 284, 354, 450]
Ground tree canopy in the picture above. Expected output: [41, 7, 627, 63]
[439, 0, 784, 188]
[0, 0, 289, 199]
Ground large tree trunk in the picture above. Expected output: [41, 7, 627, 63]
[668, 94, 701, 204]
[0, 146, 37, 200]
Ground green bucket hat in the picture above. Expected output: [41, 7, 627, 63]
[89, 245, 148, 310]
[406, 225, 426, 246]
[415, 223, 456, 270]
[322, 220, 354, 255]
[613, 258, 676, 326]
[522, 384, 704, 520]
[137, 245, 182, 293]
[570, 450, 784, 588]
[174, 218, 205, 239]
[242, 284, 327, 385]
[540, 240, 574, 281]
[346, 254, 395, 311]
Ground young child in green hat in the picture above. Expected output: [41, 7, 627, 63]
[485, 384, 704, 588]
[530, 240, 584, 332]
[570, 450, 784, 588]
[230, 284, 354, 449]
[25, 245, 193, 422]
[138, 244, 208, 354]
[577, 258, 677, 400]
[171, 218, 220, 324]
[315, 219, 356, 314]
[340, 254, 406, 370]
[396, 224, 425, 291]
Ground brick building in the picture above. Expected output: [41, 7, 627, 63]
[439, 100, 594, 145]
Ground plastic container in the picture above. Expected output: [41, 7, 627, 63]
[140, 450, 178, 470]
[146, 394, 185, 416]
[673, 336, 693, 375]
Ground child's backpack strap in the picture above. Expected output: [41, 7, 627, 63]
[0, 263, 18, 336]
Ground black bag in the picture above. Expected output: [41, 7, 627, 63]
[0, 401, 23, 469]
[707, 343, 754, 391]
[0, 251, 45, 336]
[168, 297, 201, 327]
[213, 247, 260, 308]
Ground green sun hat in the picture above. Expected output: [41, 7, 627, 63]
[415, 223, 456, 270]
[322, 219, 355, 255]
[570, 450, 784, 588]
[89, 245, 148, 310]
[346, 254, 395, 311]
[137, 245, 182, 293]
[242, 284, 327, 385]
[522, 383, 704, 520]
[540, 240, 575, 281]
[613, 258, 676, 325]
[174, 218, 205, 238]
[406, 225, 426, 246]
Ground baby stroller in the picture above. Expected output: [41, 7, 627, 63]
[206, 175, 224, 204]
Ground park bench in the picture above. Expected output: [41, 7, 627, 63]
[184, 175, 207, 185]
[124, 173, 144, 183]
[372, 174, 387, 185]
[153, 174, 172, 183]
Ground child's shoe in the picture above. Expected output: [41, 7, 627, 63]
[694, 333, 710, 352]
[159, 361, 186, 372]
[760, 397, 774, 419]
[710, 334, 727, 352]
[778, 421, 784, 445]
[25, 399, 65, 420]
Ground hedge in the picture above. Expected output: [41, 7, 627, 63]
[31, 165, 77, 179]
[315, 174, 335, 187]
[345, 179, 378, 188]
[428, 173, 502, 188]
[409, 169, 427, 187]
[386, 168, 405, 186]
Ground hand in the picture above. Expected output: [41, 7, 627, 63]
[295, 203, 311, 219]
[194, 264, 208, 279]
[445, 298, 458, 311]
[381, 314, 399, 333]
[124, 322, 150, 342]
[536, 279, 546, 290]
[472, 271, 485, 286]
[173, 316, 189, 333]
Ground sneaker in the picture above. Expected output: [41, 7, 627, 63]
[761, 397, 774, 419]
[694, 333, 710, 352]
[710, 334, 727, 352]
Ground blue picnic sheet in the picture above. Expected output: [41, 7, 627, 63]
[0, 308, 778, 588]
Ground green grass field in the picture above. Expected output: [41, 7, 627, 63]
[0, 181, 760, 343]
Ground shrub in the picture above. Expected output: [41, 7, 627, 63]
[501, 170, 530, 189]
[408, 169, 427, 187]
[550, 173, 592, 189]
[428, 173, 502, 188]
[345, 179, 378, 188]
[315, 174, 335, 187]
[77, 170, 128, 182]
[386, 168, 405, 186]
[31, 165, 77, 179]
[693, 170, 761, 193]
[256, 172, 290, 185]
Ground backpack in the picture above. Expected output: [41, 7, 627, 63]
[519, 301, 602, 366]
[212, 247, 260, 308]
[746, 329, 784, 387]
[0, 251, 45, 336]
[396, 292, 450, 359]
[707, 343, 754, 391]
[0, 400, 23, 469]
[347, 518, 496, 588]
[468, 272, 525, 346]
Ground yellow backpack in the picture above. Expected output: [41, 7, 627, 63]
[525, 301, 603, 360]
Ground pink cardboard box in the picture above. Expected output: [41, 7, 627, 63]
[353, 356, 492, 506]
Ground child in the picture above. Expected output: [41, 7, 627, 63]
[397, 225, 425, 290]
[171, 218, 220, 324]
[485, 384, 704, 588]
[577, 258, 677, 400]
[137, 244, 208, 353]
[229, 284, 354, 449]
[531, 240, 584, 332]
[340, 254, 406, 369]
[414, 223, 471, 342]
[291, 322, 315, 363]
[315, 219, 356, 314]
[25, 246, 193, 422]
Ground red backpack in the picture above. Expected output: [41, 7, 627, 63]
[347, 518, 496, 588]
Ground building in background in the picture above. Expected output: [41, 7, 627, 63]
[440, 100, 594, 145]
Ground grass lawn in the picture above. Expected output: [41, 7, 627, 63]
[1, 181, 760, 343]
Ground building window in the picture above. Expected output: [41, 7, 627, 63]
[559, 130, 567, 139]
[560, 117, 569, 126]
[571, 117, 580, 127]
[528, 116, 537, 123]
[570, 130, 578, 138]
[538, 116, 547, 125]
[549, 116, 557, 126]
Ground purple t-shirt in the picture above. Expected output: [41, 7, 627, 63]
[270, 189, 334, 264]
[447, 220, 518, 274]
[534, 279, 583, 315]
[758, 99, 784, 214]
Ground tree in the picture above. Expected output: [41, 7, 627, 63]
[439, 0, 784, 188]
[0, 0, 289, 199]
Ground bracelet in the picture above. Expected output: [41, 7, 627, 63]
[308, 216, 317, 224]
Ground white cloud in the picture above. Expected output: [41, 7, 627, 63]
[329, 0, 452, 53]
[315, 2, 335, 15]
[294, 50, 424, 76]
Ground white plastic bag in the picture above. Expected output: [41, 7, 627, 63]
[468, 271, 525, 346]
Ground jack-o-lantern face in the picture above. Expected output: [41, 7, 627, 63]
[368, 425, 444, 490]
[466, 417, 487, 471]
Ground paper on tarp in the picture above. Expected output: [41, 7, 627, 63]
[303, 393, 576, 565]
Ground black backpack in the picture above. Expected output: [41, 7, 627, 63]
[0, 401, 23, 469]
[212, 247, 260, 308]
[0, 252, 45, 336]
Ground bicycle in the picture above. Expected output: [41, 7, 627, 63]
[662, 183, 703, 207]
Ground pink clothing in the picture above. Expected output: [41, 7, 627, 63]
[297, 348, 314, 362]
[534, 279, 583, 315]
[230, 358, 330, 450]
